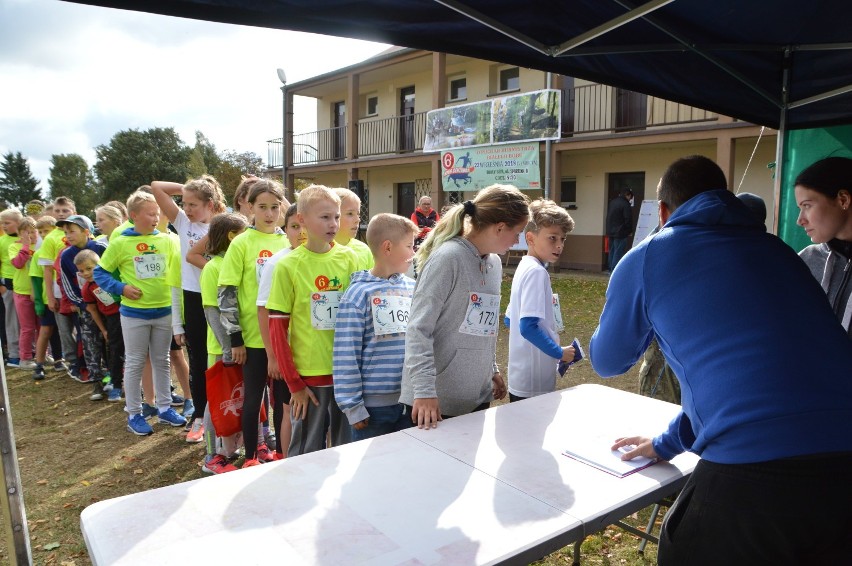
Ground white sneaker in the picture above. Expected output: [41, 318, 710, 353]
[45, 355, 55, 364]
[19, 359, 37, 370]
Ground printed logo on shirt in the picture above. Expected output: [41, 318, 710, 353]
[135, 242, 158, 253]
[314, 274, 343, 291]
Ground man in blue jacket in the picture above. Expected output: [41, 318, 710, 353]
[590, 155, 852, 565]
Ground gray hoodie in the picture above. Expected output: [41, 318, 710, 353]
[799, 240, 852, 337]
[400, 237, 500, 416]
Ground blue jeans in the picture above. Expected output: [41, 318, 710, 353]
[351, 404, 411, 442]
[608, 237, 628, 271]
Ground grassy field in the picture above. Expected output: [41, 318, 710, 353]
[0, 271, 663, 566]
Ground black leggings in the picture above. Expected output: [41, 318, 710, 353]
[104, 313, 124, 388]
[182, 290, 208, 418]
[242, 348, 290, 460]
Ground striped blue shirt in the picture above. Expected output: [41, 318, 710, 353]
[333, 269, 415, 425]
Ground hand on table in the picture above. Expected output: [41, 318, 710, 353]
[412, 397, 442, 429]
[611, 436, 660, 461]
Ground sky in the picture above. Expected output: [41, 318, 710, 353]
[0, 0, 390, 195]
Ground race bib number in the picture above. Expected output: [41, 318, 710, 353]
[92, 286, 116, 306]
[459, 292, 500, 336]
[134, 254, 166, 280]
[371, 294, 411, 336]
[552, 293, 565, 332]
[310, 291, 341, 330]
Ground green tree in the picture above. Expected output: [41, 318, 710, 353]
[214, 150, 265, 206]
[187, 149, 207, 178]
[194, 131, 221, 174]
[0, 151, 42, 209]
[94, 127, 192, 203]
[49, 153, 98, 216]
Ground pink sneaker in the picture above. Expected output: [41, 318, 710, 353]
[256, 443, 275, 463]
[241, 458, 262, 469]
[185, 420, 204, 444]
[202, 454, 238, 474]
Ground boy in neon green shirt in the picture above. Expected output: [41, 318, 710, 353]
[332, 187, 375, 271]
[268, 185, 360, 457]
[94, 191, 185, 436]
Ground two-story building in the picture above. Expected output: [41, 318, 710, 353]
[268, 47, 776, 272]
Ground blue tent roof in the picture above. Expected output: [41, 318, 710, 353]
[63, 0, 852, 129]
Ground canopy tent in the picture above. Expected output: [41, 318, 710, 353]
[61, 0, 852, 131]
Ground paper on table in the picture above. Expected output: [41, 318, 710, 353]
[562, 434, 659, 478]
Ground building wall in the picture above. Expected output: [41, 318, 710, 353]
[555, 136, 777, 270]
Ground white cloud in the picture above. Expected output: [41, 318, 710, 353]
[0, 0, 389, 194]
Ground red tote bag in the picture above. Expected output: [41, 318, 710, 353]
[205, 361, 245, 437]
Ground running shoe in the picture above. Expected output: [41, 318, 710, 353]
[127, 414, 154, 436]
[202, 454, 238, 474]
[185, 420, 204, 443]
[158, 407, 187, 428]
[256, 443, 275, 463]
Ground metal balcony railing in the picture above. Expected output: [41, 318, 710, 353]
[267, 88, 716, 168]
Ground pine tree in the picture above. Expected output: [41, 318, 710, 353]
[0, 152, 43, 209]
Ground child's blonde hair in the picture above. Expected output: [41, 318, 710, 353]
[17, 216, 36, 233]
[126, 190, 158, 214]
[73, 248, 100, 267]
[297, 184, 341, 215]
[526, 199, 575, 234]
[0, 208, 23, 222]
[184, 174, 227, 214]
[95, 204, 125, 226]
[366, 213, 418, 254]
[416, 184, 530, 266]
[104, 200, 129, 219]
[36, 216, 57, 230]
[332, 187, 361, 206]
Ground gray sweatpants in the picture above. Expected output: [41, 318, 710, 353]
[288, 385, 350, 457]
[2, 288, 19, 358]
[121, 314, 172, 416]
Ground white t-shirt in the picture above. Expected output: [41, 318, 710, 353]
[255, 246, 293, 306]
[173, 209, 209, 293]
[506, 255, 560, 398]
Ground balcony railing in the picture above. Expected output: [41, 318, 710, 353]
[267, 88, 716, 168]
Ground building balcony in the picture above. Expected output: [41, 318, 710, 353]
[267, 86, 717, 169]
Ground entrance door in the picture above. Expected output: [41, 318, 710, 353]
[399, 86, 415, 152]
[333, 101, 346, 159]
[397, 182, 416, 220]
[605, 172, 645, 266]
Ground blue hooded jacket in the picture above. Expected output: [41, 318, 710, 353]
[590, 190, 852, 464]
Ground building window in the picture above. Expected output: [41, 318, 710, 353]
[560, 177, 577, 207]
[366, 95, 378, 116]
[499, 67, 520, 92]
[449, 76, 467, 101]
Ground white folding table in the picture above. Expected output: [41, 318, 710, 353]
[81, 384, 697, 565]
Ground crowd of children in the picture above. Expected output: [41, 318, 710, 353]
[2, 179, 578, 473]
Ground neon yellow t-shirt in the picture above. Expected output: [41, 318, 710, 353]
[29, 248, 47, 304]
[8, 242, 33, 296]
[200, 254, 223, 356]
[217, 228, 289, 349]
[0, 234, 17, 280]
[345, 237, 375, 270]
[98, 230, 180, 310]
[266, 243, 360, 375]
[37, 228, 68, 266]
